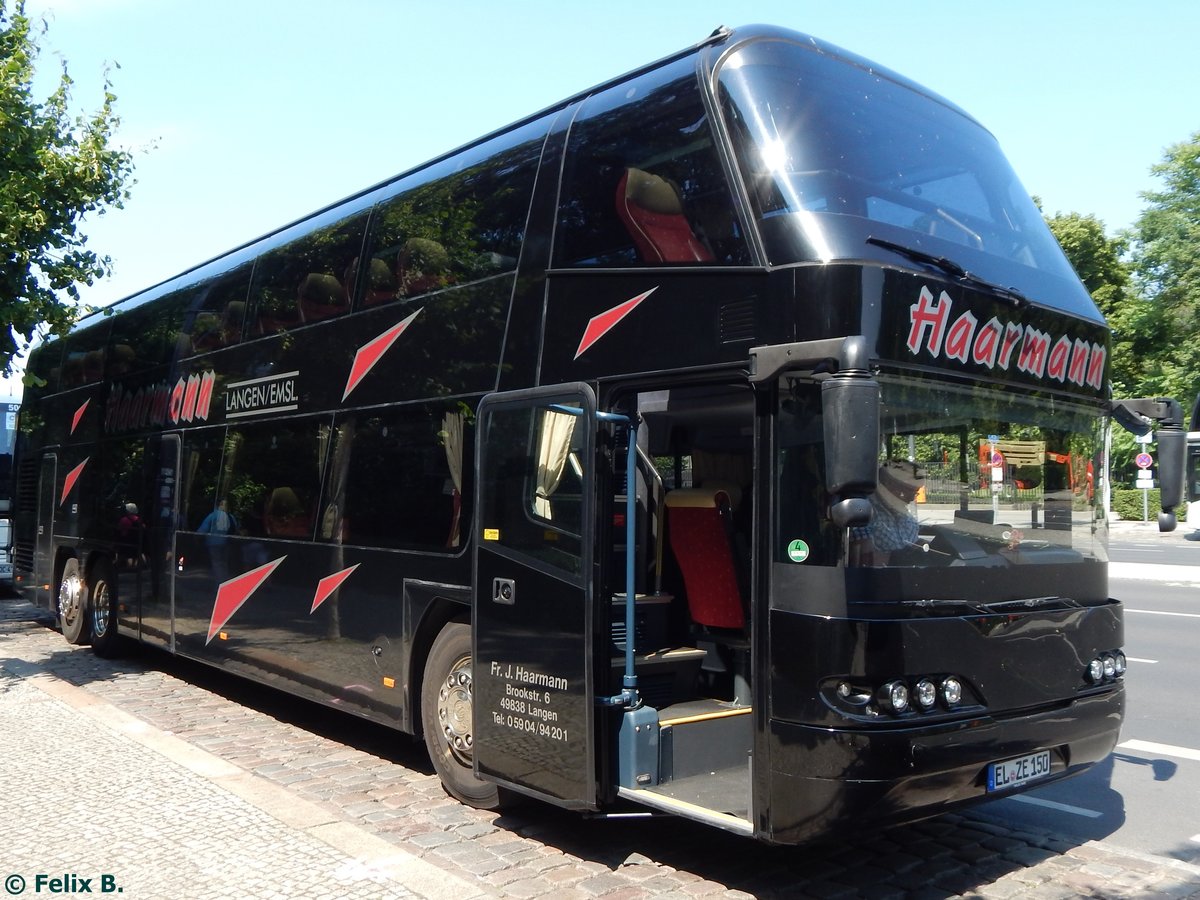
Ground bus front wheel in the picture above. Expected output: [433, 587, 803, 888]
[88, 559, 122, 658]
[420, 621, 503, 810]
[58, 558, 89, 645]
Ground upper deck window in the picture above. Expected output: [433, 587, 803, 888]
[555, 57, 750, 267]
[247, 210, 370, 337]
[185, 264, 254, 354]
[359, 117, 548, 309]
[717, 39, 1098, 319]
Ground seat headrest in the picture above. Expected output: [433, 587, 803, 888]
[623, 167, 684, 215]
[299, 273, 344, 306]
[697, 480, 742, 511]
[665, 487, 736, 510]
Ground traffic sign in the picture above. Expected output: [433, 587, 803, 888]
[1135, 452, 1153, 469]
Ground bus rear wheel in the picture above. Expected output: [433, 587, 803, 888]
[58, 558, 89, 645]
[421, 621, 503, 810]
[88, 560, 122, 658]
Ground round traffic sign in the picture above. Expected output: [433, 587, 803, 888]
[1135, 452, 1153, 469]
[990, 451, 1004, 467]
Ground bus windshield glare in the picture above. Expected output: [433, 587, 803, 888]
[717, 39, 1098, 320]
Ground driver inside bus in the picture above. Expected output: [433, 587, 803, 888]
[850, 460, 925, 566]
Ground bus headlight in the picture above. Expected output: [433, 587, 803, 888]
[822, 673, 976, 720]
[914, 679, 938, 710]
[941, 676, 963, 707]
[1086, 650, 1126, 684]
[879, 680, 909, 715]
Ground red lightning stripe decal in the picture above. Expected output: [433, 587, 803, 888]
[60, 457, 90, 506]
[342, 308, 423, 401]
[206, 557, 286, 644]
[574, 288, 657, 359]
[310, 563, 360, 614]
[70, 399, 90, 435]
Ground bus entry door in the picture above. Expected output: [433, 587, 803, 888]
[472, 384, 598, 808]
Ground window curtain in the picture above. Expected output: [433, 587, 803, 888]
[442, 411, 464, 547]
[534, 409, 576, 520]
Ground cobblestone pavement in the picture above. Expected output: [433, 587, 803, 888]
[3, 596, 1200, 899]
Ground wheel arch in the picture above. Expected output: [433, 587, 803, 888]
[408, 592, 470, 739]
[84, 549, 116, 586]
[51, 546, 77, 596]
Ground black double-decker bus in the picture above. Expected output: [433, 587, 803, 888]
[12, 25, 1185, 843]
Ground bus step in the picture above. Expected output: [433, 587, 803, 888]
[658, 701, 752, 783]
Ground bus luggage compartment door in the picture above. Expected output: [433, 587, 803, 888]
[472, 384, 598, 809]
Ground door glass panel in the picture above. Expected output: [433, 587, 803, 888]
[479, 402, 585, 577]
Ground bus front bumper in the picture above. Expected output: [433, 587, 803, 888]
[762, 687, 1123, 845]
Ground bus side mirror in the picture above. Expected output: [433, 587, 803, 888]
[1156, 425, 1186, 532]
[1111, 397, 1187, 533]
[822, 366, 879, 530]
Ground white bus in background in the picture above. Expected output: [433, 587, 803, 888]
[1188, 396, 1200, 533]
[0, 398, 18, 588]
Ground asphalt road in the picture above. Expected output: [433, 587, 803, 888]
[978, 532, 1200, 865]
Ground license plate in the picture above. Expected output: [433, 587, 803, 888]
[987, 750, 1051, 792]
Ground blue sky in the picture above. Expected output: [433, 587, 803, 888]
[5, 0, 1198, 396]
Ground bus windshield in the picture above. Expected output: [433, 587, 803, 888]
[778, 376, 1109, 568]
[717, 39, 1098, 321]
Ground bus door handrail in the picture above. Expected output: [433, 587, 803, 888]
[551, 404, 643, 709]
[633, 442, 666, 597]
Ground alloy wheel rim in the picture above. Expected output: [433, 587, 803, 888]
[437, 655, 474, 765]
[58, 570, 83, 630]
[91, 581, 110, 637]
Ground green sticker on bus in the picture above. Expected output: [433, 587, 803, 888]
[786, 539, 810, 563]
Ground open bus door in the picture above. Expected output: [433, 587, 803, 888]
[472, 383, 598, 808]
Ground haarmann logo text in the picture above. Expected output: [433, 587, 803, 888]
[4, 873, 123, 894]
[905, 286, 1105, 390]
[105, 370, 215, 434]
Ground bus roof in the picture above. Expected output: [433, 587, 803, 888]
[65, 23, 982, 333]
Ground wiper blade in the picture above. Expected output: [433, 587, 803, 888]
[985, 596, 1082, 611]
[867, 236, 969, 278]
[901, 596, 1080, 615]
[866, 236, 1028, 309]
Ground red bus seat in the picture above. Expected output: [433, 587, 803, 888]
[615, 167, 714, 264]
[664, 487, 745, 630]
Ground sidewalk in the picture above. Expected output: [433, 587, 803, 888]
[3, 596, 1200, 899]
[0, 605, 481, 900]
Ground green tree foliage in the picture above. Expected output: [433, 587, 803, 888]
[1044, 211, 1146, 398]
[0, 0, 134, 378]
[1127, 130, 1200, 406]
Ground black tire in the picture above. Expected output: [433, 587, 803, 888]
[88, 559, 122, 658]
[58, 558, 90, 645]
[420, 621, 503, 809]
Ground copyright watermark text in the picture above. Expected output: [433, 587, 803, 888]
[5, 874, 123, 895]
